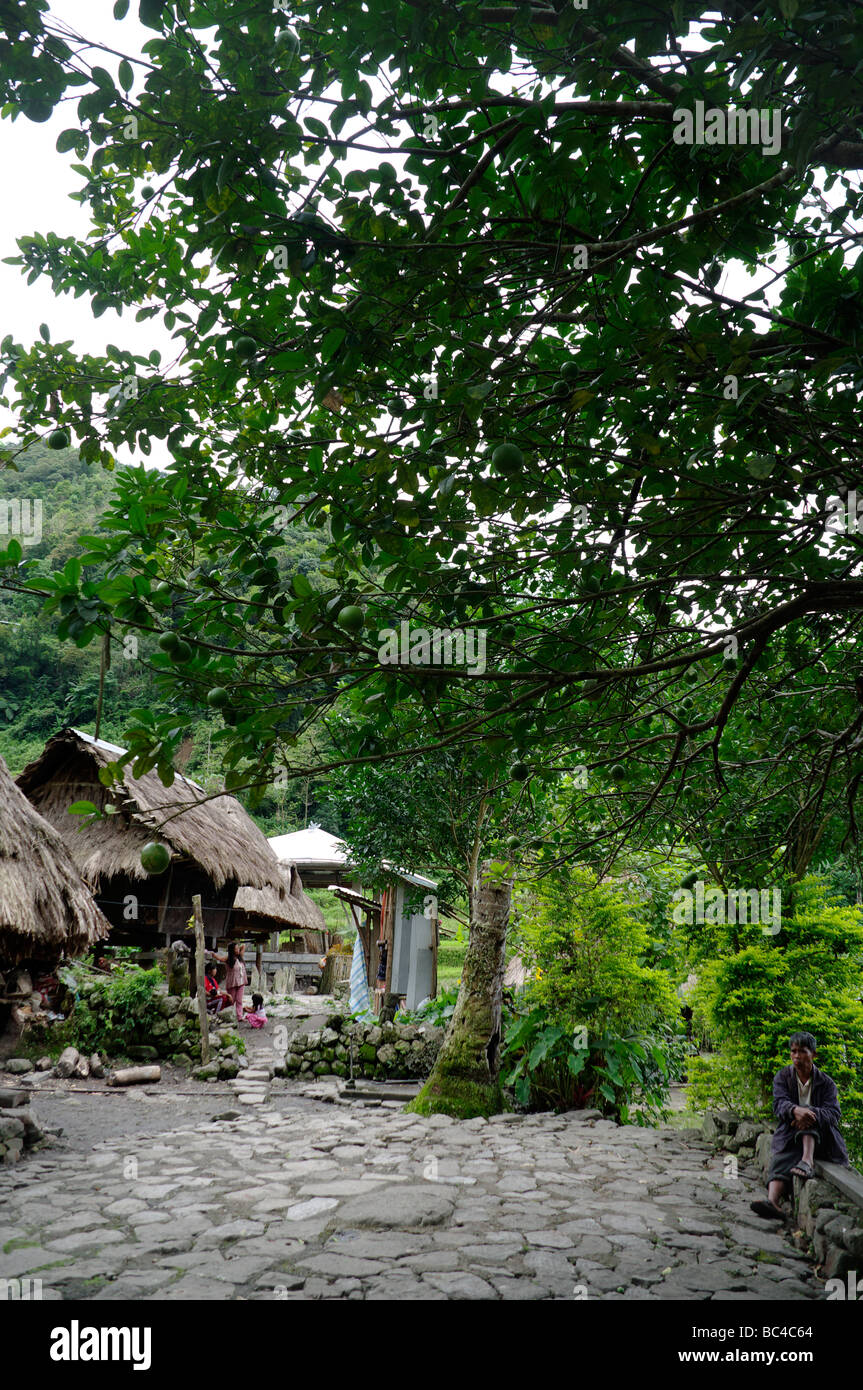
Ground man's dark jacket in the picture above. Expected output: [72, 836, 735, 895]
[772, 1065, 849, 1165]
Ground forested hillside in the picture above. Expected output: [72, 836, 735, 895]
[0, 445, 342, 833]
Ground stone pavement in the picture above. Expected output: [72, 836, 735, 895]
[0, 1102, 824, 1301]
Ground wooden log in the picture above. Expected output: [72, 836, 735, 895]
[193, 893, 210, 1065]
[107, 1066, 161, 1087]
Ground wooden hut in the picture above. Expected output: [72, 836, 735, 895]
[0, 753, 110, 972]
[16, 728, 325, 951]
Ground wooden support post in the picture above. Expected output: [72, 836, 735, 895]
[193, 894, 210, 1066]
[255, 941, 263, 993]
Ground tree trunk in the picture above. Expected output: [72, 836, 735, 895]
[406, 862, 510, 1119]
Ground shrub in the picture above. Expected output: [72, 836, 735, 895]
[50, 964, 164, 1057]
[505, 867, 684, 1117]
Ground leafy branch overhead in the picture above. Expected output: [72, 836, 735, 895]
[1, 1, 862, 874]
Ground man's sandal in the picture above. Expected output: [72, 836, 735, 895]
[790, 1161, 814, 1180]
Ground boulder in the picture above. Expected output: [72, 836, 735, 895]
[366, 1026, 382, 1046]
[172, 1053, 193, 1068]
[796, 1178, 837, 1234]
[193, 1062, 220, 1081]
[127, 1045, 159, 1062]
[72, 1057, 90, 1080]
[359, 1043, 377, 1063]
[702, 1109, 740, 1142]
[0, 1089, 27, 1109]
[88, 1054, 104, 1079]
[158, 995, 181, 1018]
[321, 1027, 339, 1046]
[36, 1057, 52, 1071]
[218, 1060, 239, 1080]
[55, 1046, 80, 1078]
[151, 1018, 168, 1037]
[377, 1044, 396, 1066]
[5, 1058, 33, 1075]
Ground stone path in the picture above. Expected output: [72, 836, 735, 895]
[0, 1102, 825, 1301]
[228, 1062, 273, 1107]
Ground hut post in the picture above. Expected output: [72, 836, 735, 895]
[192, 894, 210, 1065]
[255, 940, 263, 993]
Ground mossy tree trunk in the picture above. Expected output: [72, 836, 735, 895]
[406, 862, 510, 1119]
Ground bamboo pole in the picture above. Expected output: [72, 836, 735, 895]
[193, 893, 210, 1065]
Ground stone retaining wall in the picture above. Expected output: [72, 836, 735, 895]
[0, 1094, 46, 1166]
[274, 1014, 444, 1081]
[702, 1108, 863, 1279]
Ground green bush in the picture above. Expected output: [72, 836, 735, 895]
[501, 1005, 684, 1122]
[50, 964, 164, 1057]
[688, 876, 863, 1165]
[506, 866, 684, 1117]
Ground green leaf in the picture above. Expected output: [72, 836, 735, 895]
[67, 800, 98, 815]
[118, 59, 134, 92]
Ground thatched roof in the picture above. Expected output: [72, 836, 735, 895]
[0, 754, 110, 966]
[16, 729, 320, 930]
[232, 862, 326, 933]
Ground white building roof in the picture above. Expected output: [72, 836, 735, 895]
[268, 824, 350, 868]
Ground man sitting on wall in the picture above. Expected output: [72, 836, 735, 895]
[751, 1032, 849, 1220]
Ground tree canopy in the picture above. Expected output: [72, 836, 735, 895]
[2, 0, 863, 879]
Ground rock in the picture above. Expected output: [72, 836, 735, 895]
[55, 1046, 80, 1078]
[219, 1061, 240, 1080]
[4, 1058, 33, 1074]
[366, 1026, 382, 1046]
[359, 1043, 377, 1063]
[73, 1057, 90, 1080]
[734, 1120, 768, 1147]
[325, 1014, 343, 1032]
[171, 1053, 193, 1068]
[313, 1061, 331, 1076]
[158, 995, 181, 1018]
[193, 1062, 220, 1081]
[702, 1109, 740, 1141]
[321, 1027, 340, 1046]
[0, 1115, 25, 1140]
[126, 1045, 159, 1062]
[0, 1089, 28, 1108]
[151, 1018, 168, 1037]
[377, 1044, 396, 1066]
[337, 1185, 458, 1229]
[88, 1053, 105, 1079]
[36, 1057, 52, 1071]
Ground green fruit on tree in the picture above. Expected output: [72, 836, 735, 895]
[684, 667, 699, 686]
[140, 842, 171, 875]
[680, 871, 700, 890]
[234, 335, 257, 360]
[159, 631, 180, 654]
[491, 442, 524, 474]
[510, 761, 530, 782]
[338, 604, 365, 633]
[559, 361, 580, 381]
[48, 429, 69, 450]
[141, 185, 155, 199]
[171, 639, 192, 663]
[610, 764, 627, 783]
[551, 379, 570, 398]
[206, 687, 230, 709]
[506, 834, 520, 849]
[393, 500, 418, 526]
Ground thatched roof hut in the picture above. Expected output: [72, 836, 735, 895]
[232, 862, 324, 937]
[16, 728, 325, 945]
[0, 754, 109, 969]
